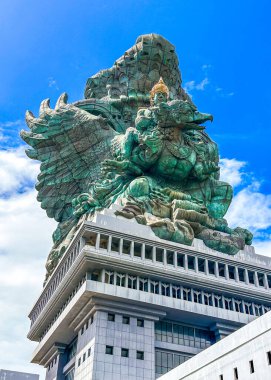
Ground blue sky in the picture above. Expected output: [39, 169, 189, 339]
[0, 0, 270, 377]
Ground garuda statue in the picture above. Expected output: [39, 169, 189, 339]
[21, 34, 252, 283]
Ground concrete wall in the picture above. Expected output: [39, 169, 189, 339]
[158, 311, 271, 380]
[72, 310, 155, 380]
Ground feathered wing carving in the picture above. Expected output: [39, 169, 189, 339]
[20, 93, 117, 224]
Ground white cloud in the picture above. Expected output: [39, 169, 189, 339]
[226, 185, 271, 232]
[0, 146, 39, 195]
[48, 77, 59, 90]
[219, 157, 271, 257]
[219, 158, 246, 187]
[0, 120, 24, 128]
[184, 77, 209, 92]
[0, 189, 56, 378]
[0, 146, 57, 377]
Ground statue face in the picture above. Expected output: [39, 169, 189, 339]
[153, 91, 168, 105]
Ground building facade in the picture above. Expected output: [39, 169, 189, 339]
[158, 309, 271, 380]
[27, 207, 271, 380]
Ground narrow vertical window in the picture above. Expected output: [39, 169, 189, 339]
[249, 360, 254, 373]
[234, 367, 238, 379]
[267, 351, 271, 365]
[219, 375, 223, 380]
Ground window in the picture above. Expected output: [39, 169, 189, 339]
[86, 232, 97, 247]
[123, 316, 130, 325]
[111, 236, 120, 252]
[208, 261, 215, 275]
[78, 358, 81, 367]
[83, 353, 86, 362]
[198, 258, 205, 273]
[177, 253, 184, 268]
[85, 320, 89, 330]
[137, 318, 144, 327]
[137, 350, 144, 360]
[100, 234, 109, 250]
[108, 313, 115, 322]
[156, 248, 164, 262]
[218, 263, 225, 277]
[228, 265, 235, 280]
[88, 348, 91, 357]
[234, 367, 238, 379]
[105, 345, 113, 355]
[155, 321, 214, 348]
[81, 326, 84, 335]
[219, 375, 223, 380]
[121, 348, 129, 357]
[248, 271, 255, 285]
[145, 245, 153, 260]
[238, 268, 245, 282]
[122, 239, 131, 254]
[90, 315, 94, 324]
[167, 250, 174, 265]
[258, 273, 265, 287]
[134, 242, 142, 258]
[267, 351, 271, 365]
[249, 360, 254, 373]
[155, 350, 191, 375]
[188, 256, 195, 270]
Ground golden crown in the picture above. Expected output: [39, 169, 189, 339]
[150, 77, 169, 99]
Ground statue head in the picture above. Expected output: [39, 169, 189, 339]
[150, 77, 169, 105]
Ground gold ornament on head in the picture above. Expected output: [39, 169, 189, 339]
[150, 77, 169, 101]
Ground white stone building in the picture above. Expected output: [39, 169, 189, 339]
[27, 207, 271, 380]
[157, 309, 271, 380]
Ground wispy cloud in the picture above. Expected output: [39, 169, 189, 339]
[0, 145, 56, 377]
[0, 119, 24, 128]
[48, 76, 59, 90]
[220, 157, 271, 247]
[220, 158, 246, 187]
[0, 146, 39, 196]
[184, 77, 209, 93]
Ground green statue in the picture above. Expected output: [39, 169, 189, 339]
[20, 34, 252, 283]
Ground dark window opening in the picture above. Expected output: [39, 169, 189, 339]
[108, 313, 115, 322]
[167, 250, 174, 265]
[134, 242, 142, 258]
[137, 350, 144, 360]
[177, 253, 184, 267]
[208, 261, 215, 275]
[122, 240, 131, 255]
[100, 234, 109, 250]
[145, 245, 153, 260]
[188, 256, 195, 270]
[234, 367, 238, 380]
[248, 270, 255, 285]
[121, 348, 129, 357]
[267, 351, 271, 365]
[249, 360, 254, 373]
[218, 263, 225, 277]
[238, 268, 245, 282]
[156, 248, 164, 262]
[137, 318, 144, 327]
[228, 265, 235, 280]
[105, 345, 113, 355]
[198, 258, 205, 273]
[111, 236, 120, 252]
[123, 316, 130, 325]
[258, 273, 265, 287]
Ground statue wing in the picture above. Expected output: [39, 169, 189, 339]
[20, 93, 116, 222]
